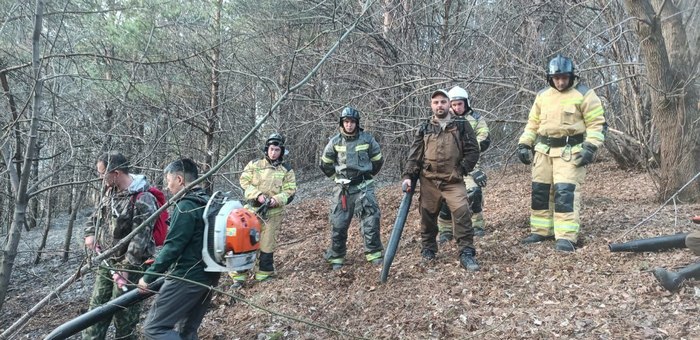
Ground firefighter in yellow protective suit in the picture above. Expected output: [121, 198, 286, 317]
[230, 133, 297, 287]
[517, 55, 606, 252]
[438, 86, 490, 243]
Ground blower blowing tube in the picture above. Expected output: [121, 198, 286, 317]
[44, 278, 164, 340]
[608, 233, 689, 252]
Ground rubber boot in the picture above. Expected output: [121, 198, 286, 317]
[323, 250, 345, 270]
[365, 251, 383, 265]
[555, 239, 575, 252]
[521, 234, 554, 244]
[653, 262, 700, 292]
[229, 271, 247, 289]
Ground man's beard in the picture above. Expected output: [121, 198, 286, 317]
[434, 109, 448, 118]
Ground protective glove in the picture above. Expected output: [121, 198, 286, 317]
[517, 144, 533, 165]
[574, 142, 598, 167]
[470, 170, 487, 187]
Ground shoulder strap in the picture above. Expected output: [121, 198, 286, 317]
[456, 119, 467, 139]
[419, 119, 430, 135]
[130, 191, 143, 204]
[128, 192, 143, 222]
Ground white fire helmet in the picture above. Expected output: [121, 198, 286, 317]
[448, 86, 471, 110]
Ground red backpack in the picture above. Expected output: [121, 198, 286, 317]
[131, 187, 170, 246]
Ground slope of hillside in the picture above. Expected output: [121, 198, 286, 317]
[4, 159, 700, 339]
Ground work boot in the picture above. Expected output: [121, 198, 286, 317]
[229, 271, 247, 289]
[365, 251, 383, 265]
[555, 239, 576, 252]
[521, 234, 554, 244]
[653, 262, 700, 292]
[255, 271, 274, 282]
[473, 227, 486, 237]
[459, 249, 480, 272]
[327, 257, 345, 271]
[438, 232, 453, 245]
[421, 249, 436, 262]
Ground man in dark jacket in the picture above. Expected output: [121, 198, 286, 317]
[138, 158, 217, 339]
[401, 90, 481, 271]
[320, 107, 384, 270]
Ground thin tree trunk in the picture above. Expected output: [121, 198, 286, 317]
[63, 186, 85, 262]
[33, 209, 50, 265]
[203, 0, 223, 195]
[27, 144, 41, 231]
[33, 151, 59, 264]
[0, 0, 45, 313]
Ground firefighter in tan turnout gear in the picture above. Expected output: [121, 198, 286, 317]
[320, 107, 384, 270]
[230, 133, 297, 287]
[438, 86, 491, 243]
[517, 54, 606, 252]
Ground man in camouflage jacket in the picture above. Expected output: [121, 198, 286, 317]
[83, 151, 158, 340]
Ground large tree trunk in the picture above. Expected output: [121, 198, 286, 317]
[623, 0, 700, 201]
[0, 0, 45, 313]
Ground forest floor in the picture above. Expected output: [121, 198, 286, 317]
[3, 156, 700, 339]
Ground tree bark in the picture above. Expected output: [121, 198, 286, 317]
[623, 0, 700, 201]
[33, 150, 59, 265]
[0, 0, 45, 313]
[63, 186, 85, 263]
[203, 0, 224, 195]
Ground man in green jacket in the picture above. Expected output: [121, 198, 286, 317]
[138, 158, 218, 339]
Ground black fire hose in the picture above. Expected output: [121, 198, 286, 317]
[381, 179, 416, 283]
[608, 233, 689, 252]
[44, 278, 164, 340]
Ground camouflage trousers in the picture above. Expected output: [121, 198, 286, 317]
[82, 264, 143, 340]
[325, 183, 383, 259]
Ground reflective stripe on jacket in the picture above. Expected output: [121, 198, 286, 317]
[320, 129, 383, 180]
[466, 112, 490, 146]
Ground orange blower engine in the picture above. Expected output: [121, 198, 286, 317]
[202, 191, 261, 272]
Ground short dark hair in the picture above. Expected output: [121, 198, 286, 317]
[164, 158, 199, 183]
[97, 151, 130, 174]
